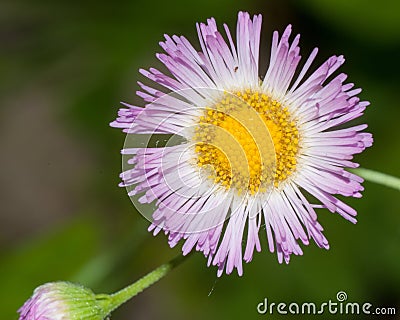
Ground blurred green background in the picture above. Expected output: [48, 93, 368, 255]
[1, 0, 399, 319]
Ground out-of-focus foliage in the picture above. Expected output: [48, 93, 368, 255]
[1, 0, 399, 319]
[298, 0, 400, 44]
[0, 220, 101, 319]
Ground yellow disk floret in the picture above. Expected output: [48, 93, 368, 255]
[194, 90, 299, 194]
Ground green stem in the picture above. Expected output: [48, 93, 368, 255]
[100, 254, 190, 315]
[352, 168, 400, 191]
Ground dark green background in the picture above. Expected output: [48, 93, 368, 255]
[1, 0, 399, 319]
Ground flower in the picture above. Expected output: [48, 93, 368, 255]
[112, 12, 372, 276]
[18, 282, 109, 320]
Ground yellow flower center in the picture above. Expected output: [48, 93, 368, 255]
[193, 90, 299, 195]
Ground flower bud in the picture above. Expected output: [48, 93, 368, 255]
[18, 282, 111, 320]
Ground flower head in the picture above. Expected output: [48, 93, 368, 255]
[18, 282, 109, 320]
[112, 12, 372, 275]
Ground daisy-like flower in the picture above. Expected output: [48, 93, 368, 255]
[112, 12, 372, 276]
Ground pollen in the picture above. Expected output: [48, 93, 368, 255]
[194, 90, 300, 194]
